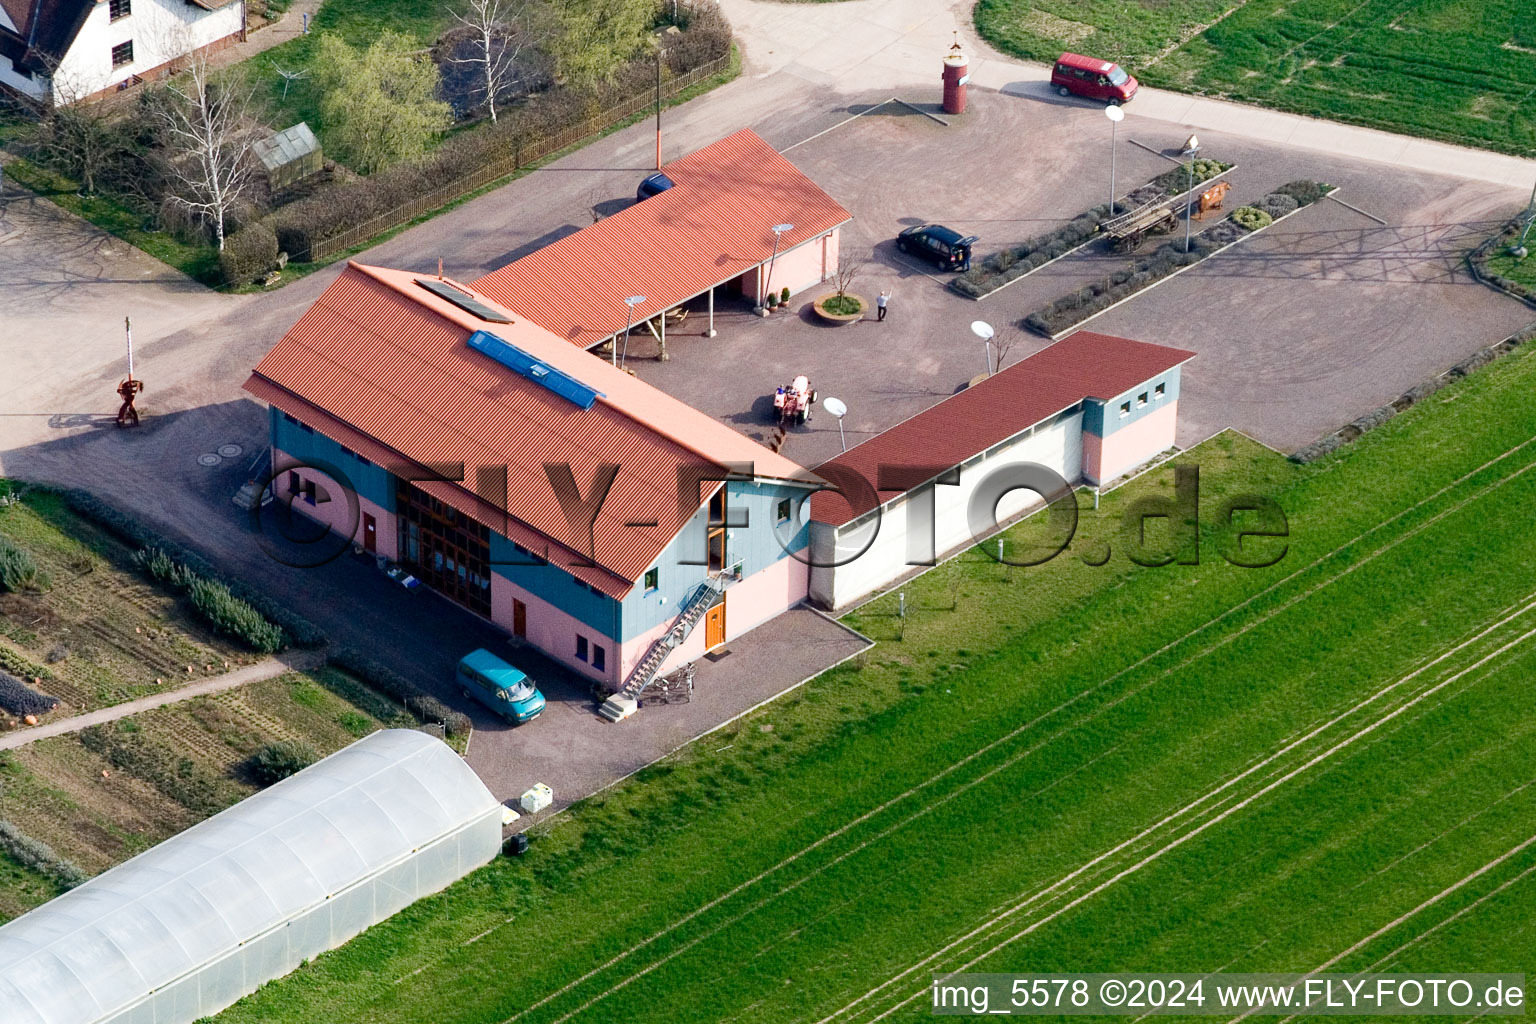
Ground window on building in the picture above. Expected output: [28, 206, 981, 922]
[110, 40, 133, 67]
[592, 644, 606, 671]
[776, 498, 792, 523]
[108, 0, 131, 21]
[282, 412, 298, 425]
[644, 567, 659, 591]
[1137, 392, 1148, 408]
[1119, 401, 1131, 417]
[299, 421, 314, 434]
[287, 471, 299, 495]
[1155, 382, 1166, 399]
[576, 636, 588, 662]
[302, 480, 317, 505]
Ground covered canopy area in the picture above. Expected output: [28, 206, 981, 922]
[472, 128, 853, 357]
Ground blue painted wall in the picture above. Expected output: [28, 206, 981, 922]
[488, 533, 620, 640]
[1083, 366, 1182, 438]
[270, 408, 395, 510]
[619, 480, 810, 642]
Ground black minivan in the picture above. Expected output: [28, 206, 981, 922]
[896, 224, 978, 271]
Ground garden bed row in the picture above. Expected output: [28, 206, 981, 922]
[950, 158, 1233, 301]
[1021, 180, 1334, 339]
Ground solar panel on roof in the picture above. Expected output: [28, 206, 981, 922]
[416, 278, 513, 323]
[466, 330, 604, 409]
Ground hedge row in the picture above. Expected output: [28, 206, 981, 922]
[1021, 181, 1326, 337]
[130, 546, 286, 653]
[1292, 323, 1536, 462]
[952, 204, 1113, 298]
[951, 160, 1234, 299]
[57, 488, 326, 649]
[0, 820, 88, 889]
[269, 4, 733, 262]
[328, 647, 472, 738]
[1023, 238, 1220, 336]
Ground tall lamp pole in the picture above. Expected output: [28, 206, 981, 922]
[971, 320, 995, 376]
[823, 397, 848, 452]
[1184, 158, 1195, 254]
[763, 223, 794, 305]
[1105, 104, 1124, 213]
[619, 295, 646, 369]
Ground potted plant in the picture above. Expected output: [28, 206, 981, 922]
[780, 286, 791, 307]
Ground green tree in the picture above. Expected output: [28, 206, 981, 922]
[546, 0, 651, 88]
[311, 32, 452, 174]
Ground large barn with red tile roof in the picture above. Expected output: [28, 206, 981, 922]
[245, 128, 1194, 699]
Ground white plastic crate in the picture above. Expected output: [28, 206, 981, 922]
[519, 783, 553, 814]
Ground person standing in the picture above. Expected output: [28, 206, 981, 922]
[877, 290, 890, 322]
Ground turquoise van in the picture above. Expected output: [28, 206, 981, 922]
[457, 649, 546, 724]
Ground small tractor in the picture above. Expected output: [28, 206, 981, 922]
[773, 375, 816, 426]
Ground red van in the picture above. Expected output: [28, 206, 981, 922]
[1051, 53, 1138, 104]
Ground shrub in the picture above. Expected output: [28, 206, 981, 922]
[1230, 206, 1272, 232]
[0, 536, 41, 592]
[1274, 180, 1328, 206]
[131, 545, 186, 586]
[185, 576, 286, 653]
[247, 739, 319, 785]
[0, 670, 56, 716]
[1255, 192, 1300, 220]
[219, 222, 279, 286]
[327, 648, 473, 738]
[0, 820, 87, 889]
[54, 488, 323, 647]
[1151, 158, 1231, 196]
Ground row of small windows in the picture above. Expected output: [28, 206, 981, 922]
[1118, 381, 1167, 417]
[109, 0, 131, 20]
[575, 635, 606, 671]
[110, 40, 133, 67]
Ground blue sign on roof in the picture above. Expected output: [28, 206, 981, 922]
[466, 330, 604, 410]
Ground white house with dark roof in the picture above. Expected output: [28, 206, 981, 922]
[0, 0, 243, 106]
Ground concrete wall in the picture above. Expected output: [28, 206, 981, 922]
[272, 448, 396, 559]
[490, 573, 619, 686]
[1087, 400, 1178, 485]
[809, 407, 1083, 610]
[742, 229, 841, 302]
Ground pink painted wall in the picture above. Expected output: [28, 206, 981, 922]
[272, 449, 397, 559]
[743, 230, 841, 302]
[491, 573, 619, 687]
[618, 555, 808, 688]
[1087, 401, 1178, 484]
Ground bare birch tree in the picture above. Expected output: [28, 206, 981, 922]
[153, 52, 259, 251]
[446, 0, 539, 124]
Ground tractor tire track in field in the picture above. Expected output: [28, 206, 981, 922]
[496, 435, 1536, 1024]
[830, 609, 1536, 1024]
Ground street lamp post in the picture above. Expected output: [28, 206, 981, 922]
[619, 294, 646, 368]
[1105, 104, 1124, 214]
[823, 397, 848, 452]
[763, 223, 794, 307]
[1184, 158, 1195, 254]
[971, 320, 995, 376]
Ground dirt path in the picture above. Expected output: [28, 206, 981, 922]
[0, 648, 325, 750]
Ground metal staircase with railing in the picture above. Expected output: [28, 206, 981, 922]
[598, 578, 723, 722]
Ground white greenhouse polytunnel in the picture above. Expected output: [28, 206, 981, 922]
[0, 729, 503, 1024]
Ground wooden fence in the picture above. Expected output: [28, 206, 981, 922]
[307, 54, 732, 262]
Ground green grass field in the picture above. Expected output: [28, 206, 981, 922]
[974, 0, 1536, 155]
[212, 328, 1536, 1024]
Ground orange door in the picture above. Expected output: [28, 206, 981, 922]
[362, 513, 376, 553]
[512, 599, 527, 638]
[704, 602, 726, 649]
